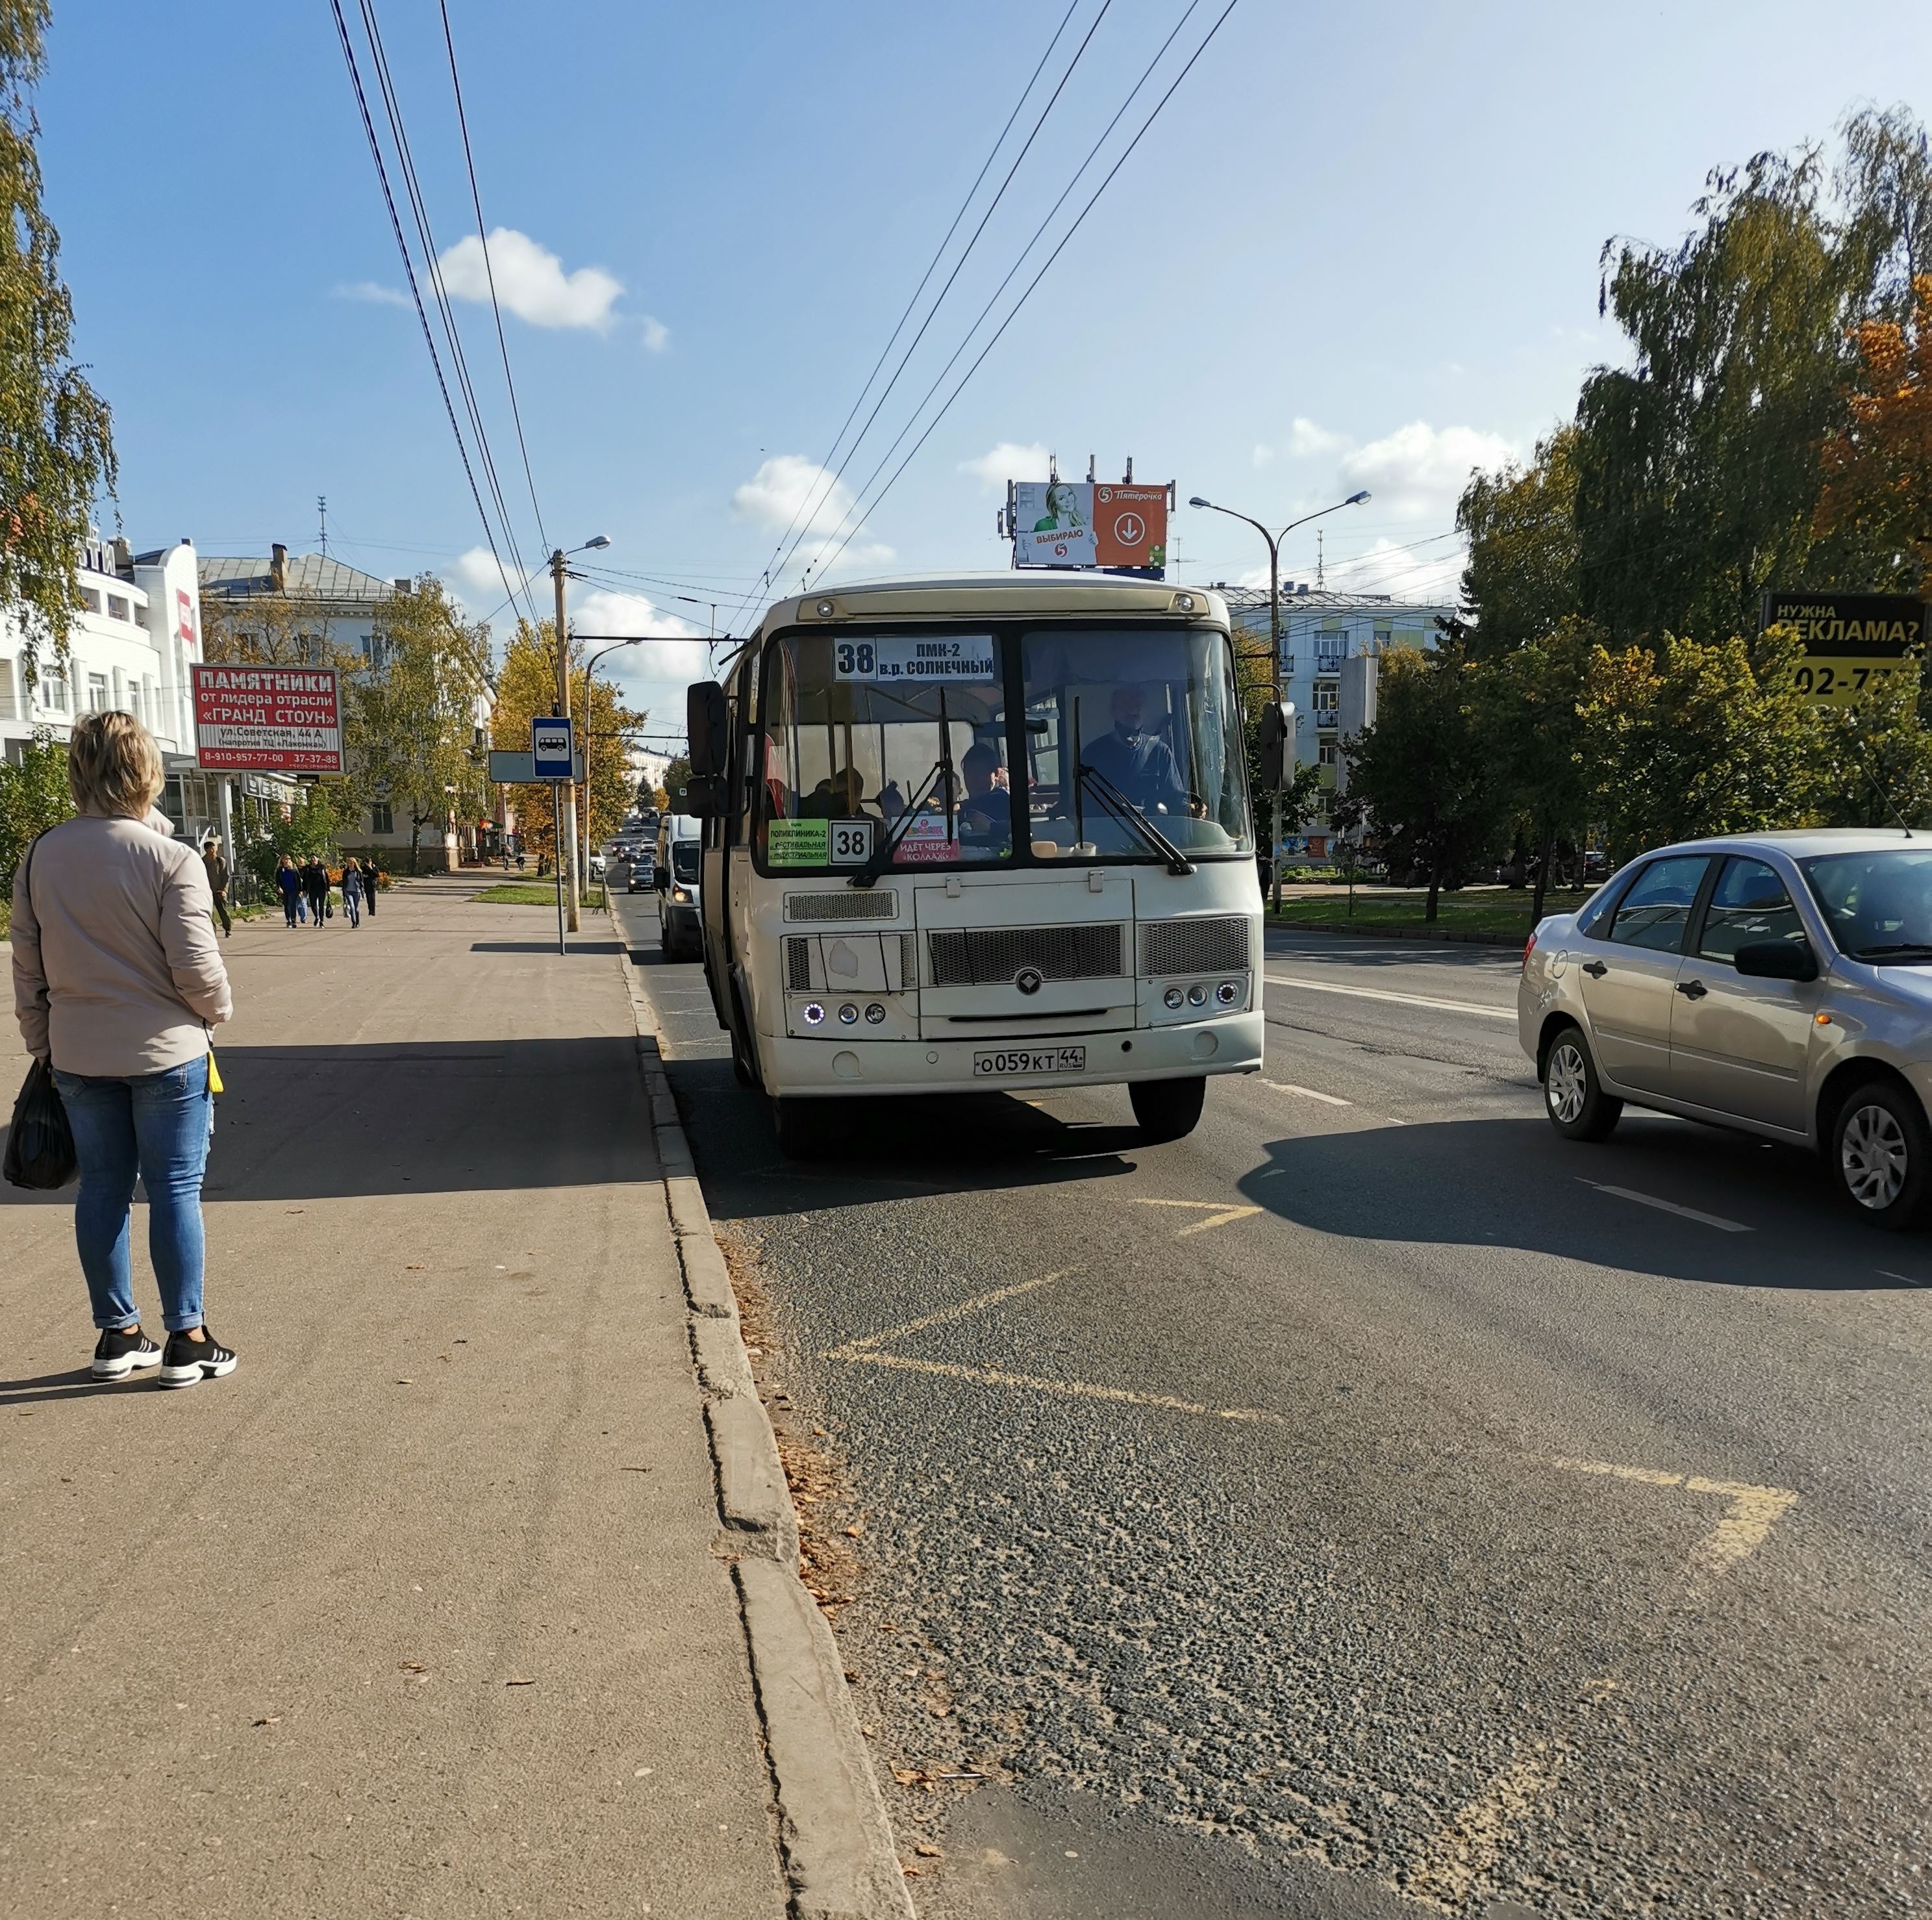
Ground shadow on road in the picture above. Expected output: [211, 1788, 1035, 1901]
[1239, 1113, 1929, 1290]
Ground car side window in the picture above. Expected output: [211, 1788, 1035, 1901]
[1607, 855, 1711, 952]
[1698, 856, 1805, 964]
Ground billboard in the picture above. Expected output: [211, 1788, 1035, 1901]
[1011, 481, 1170, 570]
[192, 664, 343, 773]
[1761, 592, 1927, 705]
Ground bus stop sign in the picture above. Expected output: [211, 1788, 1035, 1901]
[531, 716, 574, 781]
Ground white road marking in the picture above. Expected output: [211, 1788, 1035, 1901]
[1261, 1080, 1353, 1106]
[1264, 971, 1518, 1021]
[1577, 1179, 1751, 1232]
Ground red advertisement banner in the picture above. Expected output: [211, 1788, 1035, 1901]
[192, 664, 343, 774]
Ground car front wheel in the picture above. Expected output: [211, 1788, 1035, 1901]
[1542, 1024, 1622, 1142]
[1830, 1081, 1929, 1230]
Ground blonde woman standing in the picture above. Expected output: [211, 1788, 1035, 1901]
[9, 712, 238, 1387]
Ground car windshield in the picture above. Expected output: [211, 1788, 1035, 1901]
[756, 624, 1251, 872]
[1800, 847, 1932, 959]
[670, 840, 699, 883]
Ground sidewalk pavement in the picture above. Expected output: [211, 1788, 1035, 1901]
[0, 874, 788, 1919]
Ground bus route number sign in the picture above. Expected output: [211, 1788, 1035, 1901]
[833, 636, 997, 684]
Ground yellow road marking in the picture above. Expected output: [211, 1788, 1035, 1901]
[827, 1268, 1079, 1358]
[833, 1348, 1290, 1424]
[1405, 1751, 1556, 1908]
[1550, 1456, 1799, 1573]
[1131, 1198, 1263, 1237]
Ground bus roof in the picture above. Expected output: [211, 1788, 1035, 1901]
[749, 571, 1228, 639]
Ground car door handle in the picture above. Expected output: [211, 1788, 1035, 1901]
[1676, 979, 1707, 1000]
[1582, 960, 1607, 978]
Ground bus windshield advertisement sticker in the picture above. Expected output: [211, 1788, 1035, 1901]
[833, 636, 997, 684]
[768, 818, 829, 866]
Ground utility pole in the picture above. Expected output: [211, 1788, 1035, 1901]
[551, 548, 581, 933]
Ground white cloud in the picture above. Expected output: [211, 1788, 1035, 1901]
[1324, 537, 1468, 604]
[445, 546, 532, 613]
[1336, 420, 1516, 521]
[570, 588, 712, 688]
[1251, 443, 1275, 469]
[731, 455, 897, 584]
[639, 315, 670, 353]
[959, 442, 1050, 493]
[334, 280, 411, 309]
[1291, 417, 1346, 458]
[434, 227, 624, 332]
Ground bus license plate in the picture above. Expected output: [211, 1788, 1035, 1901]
[973, 1046, 1085, 1078]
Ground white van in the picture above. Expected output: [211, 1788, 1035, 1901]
[657, 812, 703, 959]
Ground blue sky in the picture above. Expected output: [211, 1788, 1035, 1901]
[40, 0, 1932, 729]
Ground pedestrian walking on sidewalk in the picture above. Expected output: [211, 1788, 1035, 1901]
[8, 711, 239, 1388]
[341, 857, 363, 928]
[301, 857, 329, 929]
[275, 853, 302, 928]
[199, 832, 232, 938]
[362, 857, 381, 918]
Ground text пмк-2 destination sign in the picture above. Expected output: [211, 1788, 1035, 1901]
[833, 635, 997, 683]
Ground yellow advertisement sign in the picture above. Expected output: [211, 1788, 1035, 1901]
[1763, 592, 1926, 706]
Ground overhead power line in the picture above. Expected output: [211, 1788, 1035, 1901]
[438, 0, 549, 561]
[810, 0, 1242, 584]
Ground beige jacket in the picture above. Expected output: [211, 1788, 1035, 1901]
[10, 813, 232, 1076]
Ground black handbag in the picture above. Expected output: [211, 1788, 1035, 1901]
[5, 837, 77, 1189]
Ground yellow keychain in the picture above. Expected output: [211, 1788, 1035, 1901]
[207, 1048, 225, 1094]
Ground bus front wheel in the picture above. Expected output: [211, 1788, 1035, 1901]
[769, 1094, 825, 1158]
[1129, 1076, 1206, 1143]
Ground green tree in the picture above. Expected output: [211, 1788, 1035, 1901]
[232, 783, 347, 903]
[660, 753, 692, 811]
[1578, 629, 1820, 864]
[1230, 621, 1324, 859]
[0, 1, 115, 684]
[1337, 646, 1501, 921]
[0, 722, 69, 918]
[349, 577, 492, 874]
[1457, 427, 1582, 657]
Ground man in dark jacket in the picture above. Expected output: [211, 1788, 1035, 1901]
[361, 857, 380, 918]
[301, 857, 330, 929]
[200, 832, 232, 937]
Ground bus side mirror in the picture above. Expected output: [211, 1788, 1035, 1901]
[684, 774, 728, 817]
[688, 682, 728, 776]
[1257, 701, 1290, 791]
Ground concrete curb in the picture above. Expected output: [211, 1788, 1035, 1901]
[614, 931, 914, 1920]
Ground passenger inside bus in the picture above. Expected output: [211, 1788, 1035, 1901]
[957, 742, 1012, 847]
[797, 766, 881, 820]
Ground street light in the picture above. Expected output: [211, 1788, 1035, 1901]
[548, 535, 612, 932]
[1188, 489, 1371, 913]
[579, 635, 651, 892]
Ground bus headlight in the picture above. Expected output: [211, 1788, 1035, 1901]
[1188, 984, 1208, 1006]
[1164, 987, 1185, 1009]
[803, 1002, 825, 1026]
[672, 885, 693, 903]
[1216, 981, 1238, 1005]
[864, 1003, 886, 1024]
[838, 1002, 859, 1025]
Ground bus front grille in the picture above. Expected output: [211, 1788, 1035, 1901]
[785, 890, 897, 922]
[928, 924, 1126, 987]
[1139, 915, 1250, 977]
[786, 937, 812, 991]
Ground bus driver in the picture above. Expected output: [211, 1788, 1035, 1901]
[1080, 684, 1190, 815]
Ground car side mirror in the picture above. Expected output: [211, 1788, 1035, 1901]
[1734, 939, 1819, 983]
[687, 682, 729, 776]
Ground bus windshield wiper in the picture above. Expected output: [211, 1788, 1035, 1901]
[1075, 762, 1195, 875]
[848, 691, 958, 889]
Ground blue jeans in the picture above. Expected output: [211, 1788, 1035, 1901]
[51, 1057, 212, 1333]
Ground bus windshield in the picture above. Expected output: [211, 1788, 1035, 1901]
[757, 624, 1251, 872]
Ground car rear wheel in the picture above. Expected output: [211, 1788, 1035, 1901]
[1542, 1024, 1622, 1142]
[1830, 1081, 1929, 1230]
[1129, 1075, 1206, 1143]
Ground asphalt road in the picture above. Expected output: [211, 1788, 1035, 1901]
[612, 894, 1932, 1919]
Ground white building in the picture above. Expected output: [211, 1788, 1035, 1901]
[199, 546, 497, 869]
[1213, 584, 1452, 860]
[2, 532, 203, 764]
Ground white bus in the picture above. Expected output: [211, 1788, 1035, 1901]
[683, 573, 1263, 1154]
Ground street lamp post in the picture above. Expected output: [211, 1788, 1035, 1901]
[1187, 490, 1370, 913]
[549, 535, 610, 932]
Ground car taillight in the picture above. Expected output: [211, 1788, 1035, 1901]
[1522, 928, 1537, 973]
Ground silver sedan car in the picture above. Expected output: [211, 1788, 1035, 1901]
[1520, 829, 1932, 1228]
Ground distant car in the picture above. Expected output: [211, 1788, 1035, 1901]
[657, 814, 703, 960]
[625, 855, 655, 893]
[588, 851, 607, 880]
[1521, 829, 1932, 1228]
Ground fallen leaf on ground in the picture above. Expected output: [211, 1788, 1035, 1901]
[395, 1378, 414, 1385]
[505, 1677, 536, 1687]
[620, 1465, 651, 1472]
[893, 1769, 922, 1786]
[844, 1522, 865, 1537]
[253, 1715, 281, 1726]
[405, 1265, 427, 1271]
[915, 1843, 943, 1858]
[399, 1661, 428, 1673]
